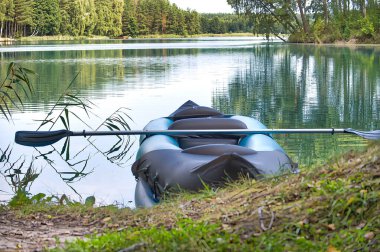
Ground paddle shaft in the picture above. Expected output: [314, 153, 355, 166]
[15, 128, 380, 147]
[73, 128, 346, 136]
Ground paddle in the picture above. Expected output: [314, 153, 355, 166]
[15, 128, 380, 147]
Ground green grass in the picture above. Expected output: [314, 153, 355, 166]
[52, 218, 249, 252]
[14, 33, 268, 42]
[18, 35, 109, 41]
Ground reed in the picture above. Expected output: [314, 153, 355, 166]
[0, 63, 36, 121]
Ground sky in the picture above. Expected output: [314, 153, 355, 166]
[169, 0, 234, 13]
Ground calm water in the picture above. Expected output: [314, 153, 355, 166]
[1, 38, 379, 206]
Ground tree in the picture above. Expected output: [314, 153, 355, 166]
[122, 0, 138, 36]
[185, 10, 200, 35]
[227, 0, 306, 37]
[0, 0, 7, 37]
[94, 0, 124, 36]
[65, 0, 96, 36]
[13, 0, 34, 37]
[33, 0, 61, 35]
[59, 0, 71, 35]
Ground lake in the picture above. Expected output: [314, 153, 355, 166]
[1, 37, 379, 207]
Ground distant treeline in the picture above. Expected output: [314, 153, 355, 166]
[0, 0, 254, 38]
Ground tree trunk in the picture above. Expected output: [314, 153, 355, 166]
[6, 20, 10, 37]
[362, 0, 367, 17]
[0, 21, 3, 37]
[296, 0, 310, 34]
[323, 0, 328, 23]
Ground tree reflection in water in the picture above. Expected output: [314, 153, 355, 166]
[213, 45, 380, 165]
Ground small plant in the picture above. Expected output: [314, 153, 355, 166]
[3, 159, 40, 207]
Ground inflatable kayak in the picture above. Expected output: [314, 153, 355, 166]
[132, 101, 296, 208]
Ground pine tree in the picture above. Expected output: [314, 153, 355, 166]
[67, 0, 96, 36]
[59, 0, 71, 35]
[0, 0, 7, 37]
[14, 0, 34, 37]
[122, 0, 138, 36]
[33, 0, 61, 35]
[94, 0, 123, 36]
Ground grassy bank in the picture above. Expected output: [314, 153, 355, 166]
[5, 34, 380, 43]
[8, 33, 269, 42]
[136, 33, 263, 39]
[17, 35, 110, 42]
[0, 143, 379, 251]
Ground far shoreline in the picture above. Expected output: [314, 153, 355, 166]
[1, 34, 379, 46]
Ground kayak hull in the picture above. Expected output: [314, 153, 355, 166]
[132, 101, 296, 207]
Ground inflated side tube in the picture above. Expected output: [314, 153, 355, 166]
[136, 135, 180, 160]
[135, 179, 158, 208]
[139, 117, 173, 144]
[132, 145, 294, 202]
[232, 115, 286, 153]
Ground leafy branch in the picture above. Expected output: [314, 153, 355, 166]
[0, 62, 36, 121]
[35, 72, 95, 131]
[88, 107, 135, 166]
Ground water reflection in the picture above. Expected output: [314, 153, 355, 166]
[213, 44, 380, 164]
[0, 78, 134, 205]
[0, 146, 39, 195]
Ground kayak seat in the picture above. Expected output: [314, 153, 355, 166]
[168, 100, 223, 120]
[168, 118, 247, 149]
[182, 144, 256, 155]
[178, 138, 238, 149]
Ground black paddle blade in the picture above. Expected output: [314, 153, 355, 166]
[15, 130, 72, 147]
[345, 128, 380, 140]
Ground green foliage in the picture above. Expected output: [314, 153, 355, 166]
[53, 218, 246, 252]
[200, 14, 253, 34]
[0, 0, 255, 38]
[13, 0, 34, 37]
[230, 0, 380, 43]
[6, 163, 40, 207]
[8, 190, 33, 207]
[122, 16, 138, 37]
[0, 62, 35, 121]
[358, 17, 375, 38]
[33, 0, 61, 35]
[123, 0, 192, 37]
[0, 0, 380, 40]
[312, 18, 341, 43]
[94, 0, 124, 36]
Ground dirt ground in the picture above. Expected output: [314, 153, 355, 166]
[0, 209, 105, 251]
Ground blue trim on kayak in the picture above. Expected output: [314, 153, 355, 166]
[139, 117, 173, 144]
[136, 135, 180, 160]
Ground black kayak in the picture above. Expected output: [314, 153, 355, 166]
[132, 101, 296, 207]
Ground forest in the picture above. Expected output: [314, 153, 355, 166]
[228, 0, 380, 43]
[0, 0, 253, 38]
[1, 0, 379, 42]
